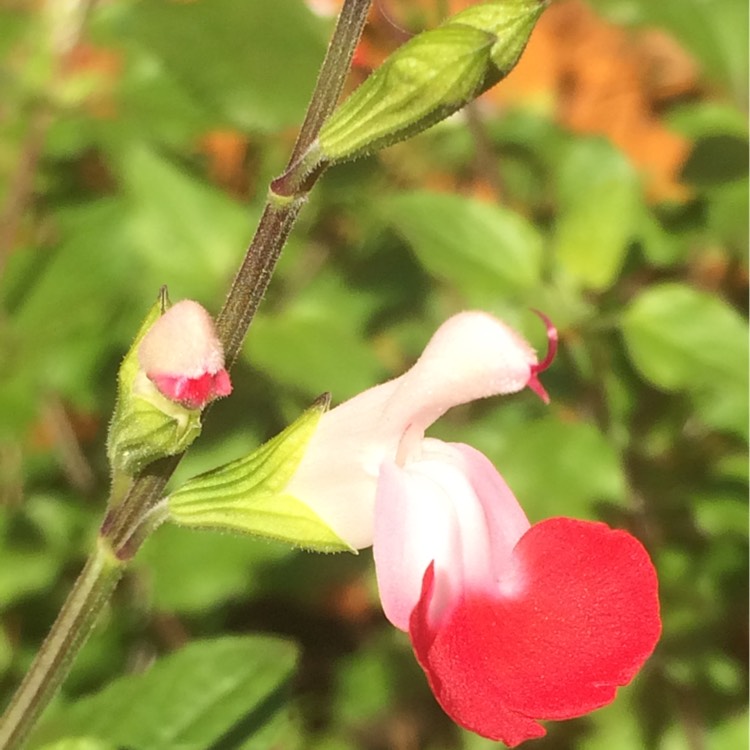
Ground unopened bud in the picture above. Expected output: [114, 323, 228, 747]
[316, 24, 494, 164]
[307, 0, 546, 168]
[137, 300, 232, 410]
[451, 0, 547, 74]
[107, 293, 231, 476]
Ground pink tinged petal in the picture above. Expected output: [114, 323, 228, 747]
[409, 517, 661, 745]
[138, 300, 231, 409]
[284, 379, 404, 549]
[374, 457, 463, 632]
[285, 312, 547, 549]
[374, 440, 529, 632]
[384, 313, 540, 444]
[446, 443, 531, 585]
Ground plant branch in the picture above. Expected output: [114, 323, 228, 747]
[0, 2, 372, 745]
[0, 539, 124, 750]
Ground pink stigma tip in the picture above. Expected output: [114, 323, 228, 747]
[527, 374, 550, 404]
[528, 310, 558, 403]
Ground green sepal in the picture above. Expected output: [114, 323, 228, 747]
[166, 395, 354, 554]
[115, 290, 167, 395]
[450, 0, 547, 74]
[107, 392, 202, 477]
[107, 289, 202, 477]
[310, 0, 546, 168]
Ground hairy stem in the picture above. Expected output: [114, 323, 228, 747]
[103, 0, 372, 547]
[0, 2, 372, 745]
[0, 539, 124, 750]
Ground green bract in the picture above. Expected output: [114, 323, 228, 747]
[166, 396, 353, 553]
[450, 0, 547, 73]
[316, 24, 495, 164]
[311, 0, 546, 167]
[107, 292, 202, 477]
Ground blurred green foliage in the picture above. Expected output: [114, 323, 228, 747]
[0, 0, 747, 748]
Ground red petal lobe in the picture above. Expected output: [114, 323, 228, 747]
[409, 518, 660, 744]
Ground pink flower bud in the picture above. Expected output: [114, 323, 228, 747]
[137, 300, 232, 410]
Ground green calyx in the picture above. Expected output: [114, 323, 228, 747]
[166, 396, 354, 554]
[317, 24, 495, 164]
[450, 0, 547, 74]
[107, 289, 203, 477]
[312, 0, 546, 167]
[107, 391, 202, 477]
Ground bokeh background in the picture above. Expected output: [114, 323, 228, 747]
[0, 0, 747, 748]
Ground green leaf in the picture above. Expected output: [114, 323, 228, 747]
[32, 636, 299, 750]
[668, 101, 749, 142]
[0, 548, 60, 609]
[705, 712, 750, 750]
[659, 710, 749, 750]
[554, 138, 641, 290]
[140, 525, 292, 614]
[383, 190, 543, 302]
[490, 415, 626, 520]
[37, 739, 115, 750]
[236, 704, 302, 750]
[681, 134, 749, 188]
[590, 0, 748, 103]
[0, 493, 87, 609]
[705, 176, 749, 255]
[168, 398, 353, 553]
[246, 298, 384, 401]
[9, 199, 135, 408]
[0, 624, 11, 676]
[621, 283, 749, 438]
[637, 207, 688, 268]
[576, 682, 644, 750]
[335, 637, 393, 724]
[117, 145, 252, 301]
[123, 0, 327, 132]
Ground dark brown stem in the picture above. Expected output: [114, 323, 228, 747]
[216, 198, 304, 367]
[0, 539, 124, 750]
[104, 0, 373, 552]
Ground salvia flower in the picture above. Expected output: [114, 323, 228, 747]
[107, 295, 231, 476]
[283, 311, 660, 744]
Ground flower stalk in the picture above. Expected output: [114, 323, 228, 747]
[0, 538, 125, 750]
[0, 1, 372, 746]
